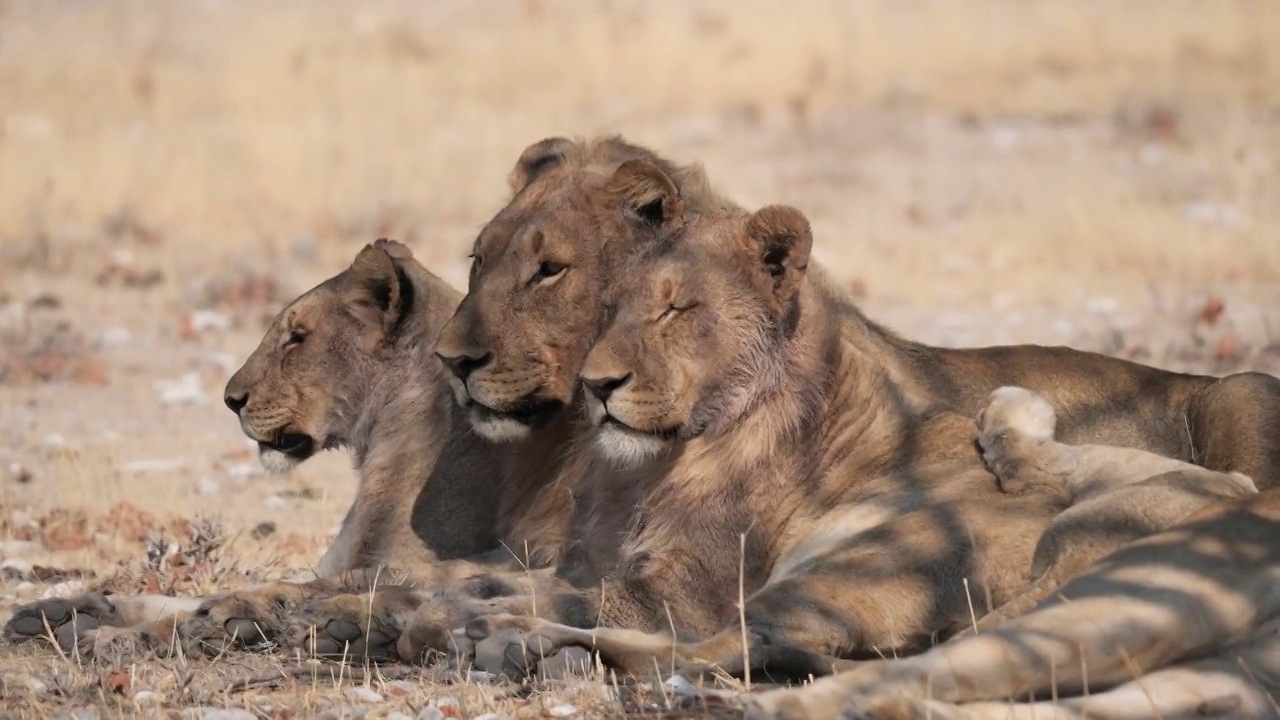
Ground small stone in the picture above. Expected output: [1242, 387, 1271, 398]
[346, 686, 384, 703]
[24, 676, 48, 694]
[189, 310, 230, 333]
[43, 434, 66, 448]
[122, 459, 184, 474]
[384, 713, 414, 720]
[7, 462, 32, 484]
[417, 707, 445, 720]
[99, 327, 134, 348]
[546, 703, 578, 717]
[197, 477, 221, 495]
[2, 558, 33, 580]
[473, 715, 501, 720]
[131, 690, 161, 704]
[433, 696, 462, 718]
[664, 674, 698, 697]
[262, 495, 287, 511]
[181, 709, 255, 720]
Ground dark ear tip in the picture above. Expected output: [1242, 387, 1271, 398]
[749, 205, 812, 241]
[372, 238, 414, 261]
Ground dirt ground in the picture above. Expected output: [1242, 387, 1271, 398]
[1, 0, 1278, 717]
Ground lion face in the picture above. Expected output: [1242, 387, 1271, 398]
[433, 136, 691, 443]
[224, 240, 416, 473]
[580, 205, 814, 467]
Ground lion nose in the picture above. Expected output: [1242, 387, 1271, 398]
[582, 373, 631, 403]
[436, 350, 493, 383]
[224, 392, 248, 415]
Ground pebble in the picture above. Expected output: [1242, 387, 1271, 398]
[190, 309, 231, 333]
[132, 690, 162, 704]
[345, 686, 384, 703]
[24, 677, 48, 694]
[262, 495, 287, 511]
[181, 709, 255, 720]
[100, 327, 134, 348]
[417, 709, 445, 720]
[2, 558, 33, 580]
[153, 372, 208, 406]
[546, 703, 579, 718]
[122, 458, 185, 474]
[197, 477, 221, 495]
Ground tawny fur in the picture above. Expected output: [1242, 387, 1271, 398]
[744, 489, 1280, 720]
[2, 239, 572, 659]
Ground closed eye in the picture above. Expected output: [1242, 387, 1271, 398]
[657, 302, 698, 323]
[284, 330, 307, 348]
[529, 260, 567, 285]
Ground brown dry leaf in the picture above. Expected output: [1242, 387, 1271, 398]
[1198, 296, 1226, 326]
[100, 667, 132, 695]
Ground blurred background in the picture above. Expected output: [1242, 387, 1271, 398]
[1, 0, 1278, 577]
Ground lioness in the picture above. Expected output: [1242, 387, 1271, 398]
[443, 189, 1280, 680]
[3, 240, 572, 657]
[744, 489, 1280, 720]
[280, 161, 1280, 676]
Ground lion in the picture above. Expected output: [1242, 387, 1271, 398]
[3, 239, 573, 659]
[2, 136, 739, 662]
[743, 488, 1280, 720]
[266, 137, 743, 660]
[273, 160, 1279, 678]
[440, 193, 1280, 682]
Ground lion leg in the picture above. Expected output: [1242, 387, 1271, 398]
[977, 386, 1258, 501]
[5, 593, 207, 661]
[1188, 372, 1280, 488]
[177, 574, 377, 655]
[837, 627, 1280, 720]
[282, 568, 557, 663]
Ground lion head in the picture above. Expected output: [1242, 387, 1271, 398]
[433, 135, 727, 442]
[579, 204, 815, 467]
[224, 239, 438, 473]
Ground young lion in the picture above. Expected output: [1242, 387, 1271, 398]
[744, 488, 1280, 720]
[442, 199, 1280, 682]
[3, 240, 572, 659]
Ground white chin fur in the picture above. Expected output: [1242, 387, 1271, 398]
[469, 412, 532, 443]
[595, 425, 666, 467]
[258, 447, 301, 475]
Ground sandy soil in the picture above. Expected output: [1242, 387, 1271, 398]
[1, 1, 1278, 717]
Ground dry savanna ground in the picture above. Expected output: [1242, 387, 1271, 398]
[1, 0, 1279, 717]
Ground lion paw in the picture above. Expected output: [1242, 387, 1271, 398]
[455, 614, 596, 681]
[180, 582, 326, 654]
[283, 592, 403, 661]
[976, 386, 1058, 494]
[5, 593, 116, 651]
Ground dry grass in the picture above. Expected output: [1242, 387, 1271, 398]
[1, 0, 1279, 717]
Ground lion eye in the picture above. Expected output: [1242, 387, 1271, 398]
[468, 252, 484, 272]
[285, 330, 307, 348]
[658, 302, 697, 323]
[531, 260, 567, 284]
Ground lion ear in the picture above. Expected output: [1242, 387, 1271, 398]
[606, 159, 685, 228]
[509, 137, 576, 193]
[744, 205, 812, 311]
[346, 239, 412, 333]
